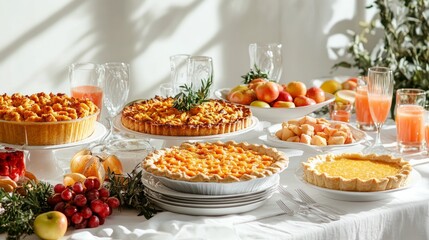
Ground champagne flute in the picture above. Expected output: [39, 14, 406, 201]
[363, 66, 394, 154]
[102, 62, 130, 141]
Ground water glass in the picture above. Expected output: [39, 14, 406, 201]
[395, 88, 426, 153]
[249, 43, 282, 82]
[187, 56, 213, 92]
[69, 63, 104, 111]
[170, 54, 190, 95]
[103, 62, 130, 118]
[355, 77, 376, 131]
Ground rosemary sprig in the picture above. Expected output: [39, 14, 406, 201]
[0, 181, 53, 240]
[106, 166, 158, 219]
[241, 64, 269, 84]
[173, 77, 213, 112]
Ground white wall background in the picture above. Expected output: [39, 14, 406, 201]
[0, 0, 376, 101]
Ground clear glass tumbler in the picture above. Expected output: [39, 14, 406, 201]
[170, 54, 190, 95]
[249, 43, 282, 82]
[69, 63, 104, 111]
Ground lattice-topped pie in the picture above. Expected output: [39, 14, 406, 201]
[302, 153, 412, 192]
[143, 141, 288, 183]
[0, 92, 99, 145]
[121, 96, 252, 136]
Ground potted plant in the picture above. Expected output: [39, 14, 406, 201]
[332, 0, 429, 117]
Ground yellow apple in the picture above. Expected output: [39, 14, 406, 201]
[250, 100, 271, 108]
[34, 211, 68, 240]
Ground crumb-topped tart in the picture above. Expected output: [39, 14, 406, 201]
[143, 141, 288, 183]
[121, 96, 252, 136]
[302, 153, 412, 192]
[0, 92, 99, 145]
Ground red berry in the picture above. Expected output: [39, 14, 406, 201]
[47, 193, 63, 206]
[54, 202, 66, 212]
[72, 182, 84, 194]
[61, 188, 73, 201]
[99, 217, 105, 225]
[97, 203, 110, 218]
[74, 194, 87, 207]
[92, 178, 101, 189]
[74, 219, 88, 229]
[86, 189, 99, 202]
[64, 205, 78, 217]
[84, 178, 95, 190]
[54, 183, 66, 194]
[107, 197, 120, 209]
[71, 212, 84, 225]
[81, 206, 92, 219]
[90, 199, 104, 214]
[87, 215, 100, 228]
[99, 188, 110, 198]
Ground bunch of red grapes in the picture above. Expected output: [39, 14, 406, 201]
[47, 177, 120, 229]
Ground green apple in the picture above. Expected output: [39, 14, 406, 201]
[34, 211, 68, 240]
[250, 100, 271, 108]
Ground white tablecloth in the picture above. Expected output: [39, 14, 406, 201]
[13, 121, 429, 240]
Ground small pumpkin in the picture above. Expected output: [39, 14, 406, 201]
[70, 149, 123, 181]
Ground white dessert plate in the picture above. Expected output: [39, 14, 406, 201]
[263, 121, 368, 152]
[142, 172, 280, 199]
[214, 88, 334, 123]
[148, 196, 269, 216]
[295, 167, 421, 202]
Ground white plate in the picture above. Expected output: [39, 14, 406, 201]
[295, 167, 422, 202]
[263, 121, 368, 152]
[148, 196, 269, 216]
[214, 88, 335, 123]
[142, 172, 280, 199]
[113, 114, 259, 141]
[145, 189, 272, 208]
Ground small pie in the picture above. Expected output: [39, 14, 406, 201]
[0, 92, 99, 145]
[302, 153, 412, 192]
[143, 141, 288, 183]
[121, 96, 252, 136]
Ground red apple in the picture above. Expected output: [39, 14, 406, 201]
[276, 90, 293, 102]
[286, 81, 307, 98]
[250, 100, 271, 108]
[33, 211, 68, 240]
[272, 101, 296, 108]
[306, 86, 326, 103]
[293, 96, 316, 107]
[255, 82, 280, 103]
[248, 78, 268, 91]
[227, 88, 257, 105]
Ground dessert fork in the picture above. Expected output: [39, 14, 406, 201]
[275, 200, 328, 223]
[278, 185, 338, 221]
[295, 188, 346, 215]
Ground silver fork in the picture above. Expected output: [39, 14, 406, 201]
[276, 200, 327, 223]
[295, 188, 347, 215]
[278, 185, 338, 221]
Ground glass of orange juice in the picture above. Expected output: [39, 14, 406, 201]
[69, 63, 104, 112]
[329, 101, 352, 122]
[355, 77, 376, 131]
[395, 88, 426, 153]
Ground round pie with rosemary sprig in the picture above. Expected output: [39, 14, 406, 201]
[302, 153, 412, 192]
[143, 141, 288, 183]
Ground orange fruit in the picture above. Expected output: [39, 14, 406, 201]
[320, 79, 342, 94]
[63, 173, 87, 187]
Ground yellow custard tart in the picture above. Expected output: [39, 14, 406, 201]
[302, 153, 412, 192]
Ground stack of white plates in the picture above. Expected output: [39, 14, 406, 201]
[142, 173, 279, 216]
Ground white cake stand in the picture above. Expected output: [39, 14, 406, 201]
[1, 122, 107, 182]
[113, 115, 259, 147]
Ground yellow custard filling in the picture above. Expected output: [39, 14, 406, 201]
[316, 158, 400, 180]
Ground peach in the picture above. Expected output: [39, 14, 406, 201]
[276, 90, 293, 102]
[293, 96, 316, 107]
[286, 81, 307, 98]
[341, 79, 358, 91]
[248, 78, 268, 91]
[255, 82, 280, 103]
[272, 101, 295, 108]
[227, 88, 257, 105]
[306, 86, 326, 103]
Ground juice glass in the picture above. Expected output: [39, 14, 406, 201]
[355, 83, 375, 131]
[395, 89, 426, 153]
[329, 101, 352, 122]
[69, 63, 104, 111]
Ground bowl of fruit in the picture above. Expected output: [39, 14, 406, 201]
[215, 77, 335, 123]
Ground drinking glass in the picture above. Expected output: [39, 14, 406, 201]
[364, 67, 394, 154]
[329, 101, 352, 122]
[102, 62, 130, 140]
[187, 56, 213, 93]
[395, 89, 426, 153]
[355, 77, 376, 131]
[69, 63, 104, 112]
[170, 54, 190, 95]
[249, 43, 282, 82]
